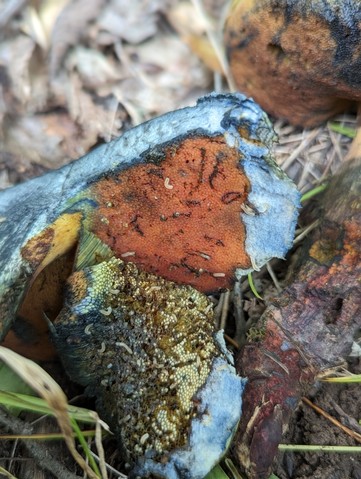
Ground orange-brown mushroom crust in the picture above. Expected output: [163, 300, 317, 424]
[225, 0, 361, 127]
[90, 136, 252, 293]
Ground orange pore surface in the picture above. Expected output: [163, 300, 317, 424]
[91, 136, 252, 292]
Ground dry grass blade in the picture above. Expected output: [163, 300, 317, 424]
[281, 128, 322, 171]
[0, 430, 96, 440]
[266, 262, 282, 293]
[302, 397, 361, 444]
[88, 451, 128, 479]
[0, 347, 100, 479]
[93, 412, 108, 479]
[190, 0, 235, 91]
[293, 220, 320, 245]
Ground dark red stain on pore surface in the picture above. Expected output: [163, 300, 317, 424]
[90, 136, 252, 293]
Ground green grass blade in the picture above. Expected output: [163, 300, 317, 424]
[224, 458, 245, 479]
[0, 465, 19, 479]
[204, 465, 230, 479]
[0, 430, 96, 441]
[279, 444, 361, 453]
[70, 417, 101, 477]
[300, 183, 328, 203]
[0, 362, 33, 414]
[0, 390, 99, 423]
[322, 375, 361, 383]
[247, 272, 263, 300]
[328, 123, 356, 138]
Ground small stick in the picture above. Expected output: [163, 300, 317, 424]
[233, 279, 247, 348]
[224, 333, 240, 350]
[220, 290, 230, 331]
[0, 407, 81, 479]
[266, 262, 282, 293]
[302, 397, 361, 444]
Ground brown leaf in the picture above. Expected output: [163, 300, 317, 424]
[4, 112, 81, 169]
[97, 0, 169, 45]
[0, 35, 35, 107]
[49, 0, 105, 76]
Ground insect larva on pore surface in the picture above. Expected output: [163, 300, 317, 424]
[115, 341, 133, 355]
[121, 251, 136, 258]
[164, 177, 174, 189]
[84, 324, 93, 335]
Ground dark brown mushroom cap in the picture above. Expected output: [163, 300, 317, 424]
[225, 0, 361, 127]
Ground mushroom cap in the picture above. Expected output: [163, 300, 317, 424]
[225, 0, 361, 127]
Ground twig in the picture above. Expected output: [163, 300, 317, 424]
[220, 289, 230, 331]
[293, 220, 319, 245]
[0, 407, 82, 479]
[302, 397, 361, 444]
[224, 333, 240, 350]
[214, 292, 225, 329]
[330, 399, 361, 436]
[233, 279, 247, 348]
[266, 262, 282, 293]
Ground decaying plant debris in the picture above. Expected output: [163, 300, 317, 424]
[234, 148, 361, 478]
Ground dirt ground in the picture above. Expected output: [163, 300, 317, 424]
[275, 379, 361, 479]
[0, 1, 360, 478]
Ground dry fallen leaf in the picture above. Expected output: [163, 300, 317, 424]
[49, 0, 105, 76]
[97, 0, 170, 44]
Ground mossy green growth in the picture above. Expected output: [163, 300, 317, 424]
[246, 322, 267, 343]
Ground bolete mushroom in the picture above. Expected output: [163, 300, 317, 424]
[0, 93, 299, 477]
[225, 0, 361, 127]
[0, 93, 300, 351]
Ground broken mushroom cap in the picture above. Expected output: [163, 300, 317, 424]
[225, 0, 361, 127]
[0, 93, 299, 354]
